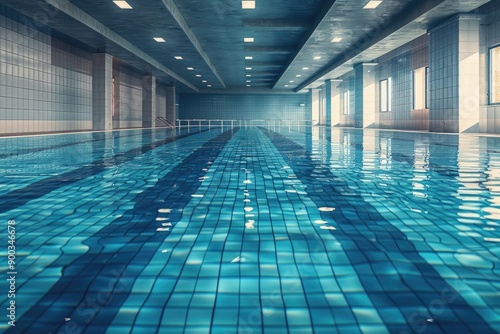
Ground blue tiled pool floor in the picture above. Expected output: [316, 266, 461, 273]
[0, 127, 499, 333]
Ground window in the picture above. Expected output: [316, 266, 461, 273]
[380, 78, 392, 112]
[490, 46, 500, 104]
[112, 76, 115, 117]
[343, 90, 350, 115]
[425, 66, 430, 108]
[413, 67, 428, 109]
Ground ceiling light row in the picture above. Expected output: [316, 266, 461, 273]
[111, 1, 218, 90]
[245, 63, 251, 86]
[173, 58, 212, 87]
[244, 36, 253, 87]
[244, 33, 254, 86]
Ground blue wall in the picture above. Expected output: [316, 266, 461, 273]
[179, 93, 310, 120]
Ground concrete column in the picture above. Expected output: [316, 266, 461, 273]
[354, 64, 364, 128]
[325, 79, 332, 126]
[166, 85, 176, 126]
[142, 75, 156, 128]
[363, 65, 377, 128]
[311, 88, 320, 125]
[331, 80, 341, 127]
[429, 14, 481, 133]
[92, 53, 113, 130]
[354, 63, 377, 129]
[112, 66, 120, 129]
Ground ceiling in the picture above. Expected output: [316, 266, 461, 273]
[0, 0, 491, 93]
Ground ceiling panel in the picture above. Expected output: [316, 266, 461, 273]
[0, 0, 492, 93]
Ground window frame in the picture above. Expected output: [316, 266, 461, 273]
[343, 90, 350, 115]
[425, 66, 429, 109]
[489, 45, 500, 104]
[412, 67, 429, 110]
[379, 77, 392, 112]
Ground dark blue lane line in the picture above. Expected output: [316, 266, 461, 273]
[0, 128, 215, 215]
[9, 128, 238, 334]
[261, 128, 495, 334]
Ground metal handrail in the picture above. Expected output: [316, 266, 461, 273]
[176, 119, 314, 129]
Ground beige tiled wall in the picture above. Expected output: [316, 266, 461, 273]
[0, 6, 92, 135]
[112, 64, 143, 129]
[376, 34, 429, 131]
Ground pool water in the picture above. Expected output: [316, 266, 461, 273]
[0, 126, 499, 333]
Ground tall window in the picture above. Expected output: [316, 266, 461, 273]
[380, 77, 392, 112]
[343, 90, 350, 115]
[112, 76, 115, 117]
[425, 66, 430, 108]
[490, 46, 500, 104]
[413, 67, 428, 109]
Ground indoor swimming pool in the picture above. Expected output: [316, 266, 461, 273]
[0, 126, 499, 334]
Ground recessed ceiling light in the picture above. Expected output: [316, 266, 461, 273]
[246, 80, 251, 82]
[174, 56, 183, 60]
[113, 1, 132, 9]
[207, 85, 212, 87]
[289, 80, 294, 83]
[363, 0, 382, 9]
[302, 67, 309, 70]
[202, 80, 207, 83]
[246, 74, 252, 77]
[314, 56, 321, 60]
[196, 74, 202, 77]
[187, 67, 194, 70]
[296, 74, 302, 77]
[245, 56, 253, 60]
[246, 67, 252, 70]
[331, 37, 343, 43]
[285, 85, 289, 87]
[244, 37, 254, 43]
[246, 84, 251, 87]
[242, 1, 256, 9]
[153, 37, 166, 42]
